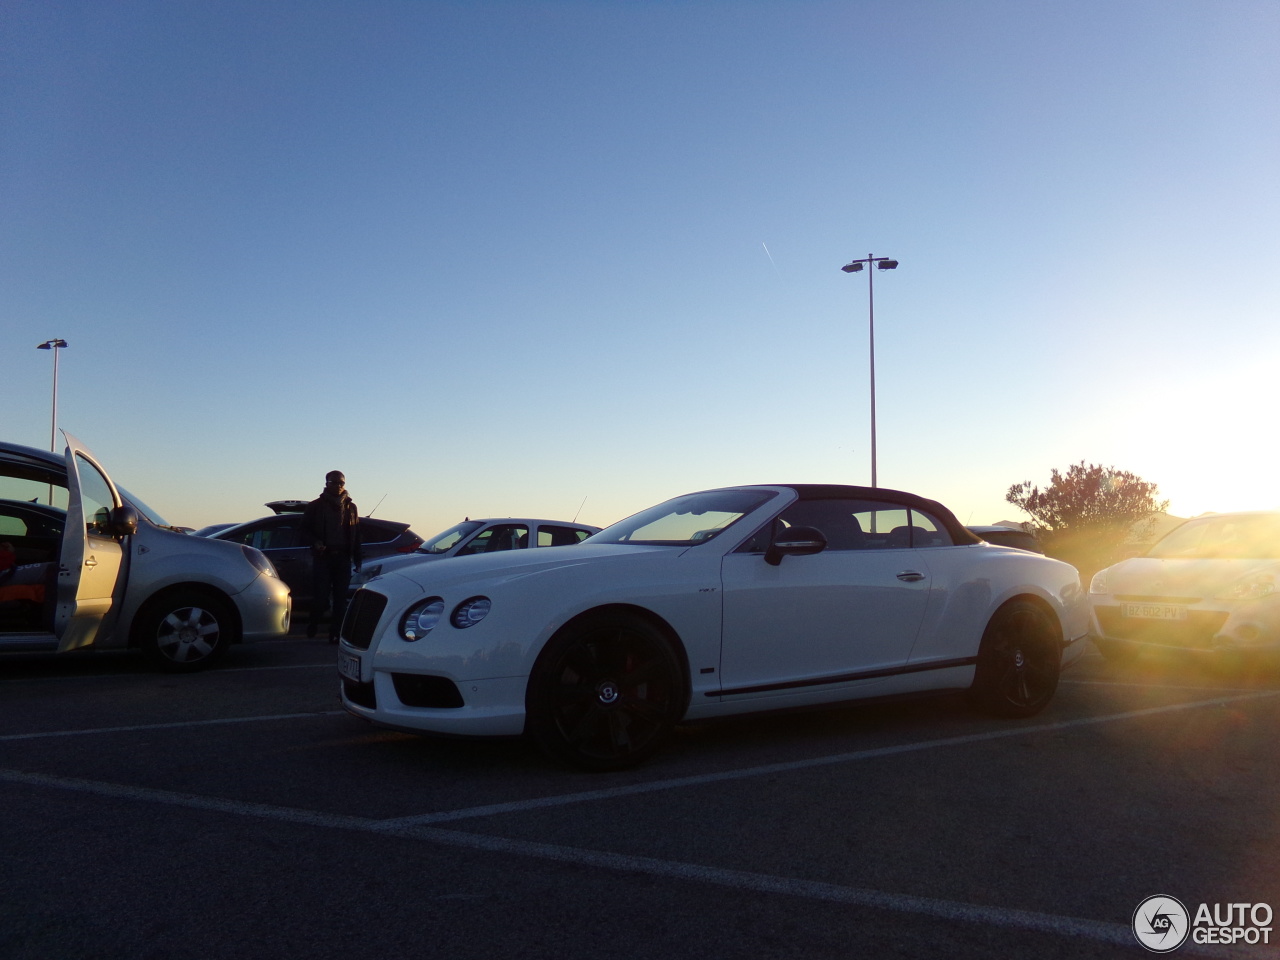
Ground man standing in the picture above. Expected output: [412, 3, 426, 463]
[301, 470, 361, 642]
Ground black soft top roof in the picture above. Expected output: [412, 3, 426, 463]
[758, 484, 981, 545]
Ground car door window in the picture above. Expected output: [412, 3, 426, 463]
[358, 518, 397, 547]
[218, 523, 261, 546]
[738, 499, 954, 552]
[256, 524, 301, 551]
[537, 525, 592, 547]
[853, 507, 949, 548]
[904, 510, 950, 548]
[457, 524, 529, 555]
[75, 454, 117, 536]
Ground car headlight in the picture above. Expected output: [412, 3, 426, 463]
[400, 598, 445, 641]
[451, 596, 492, 629]
[1089, 569, 1110, 595]
[1217, 573, 1276, 601]
[241, 545, 278, 578]
[353, 562, 383, 586]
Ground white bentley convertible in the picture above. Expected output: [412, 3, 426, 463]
[337, 484, 1089, 770]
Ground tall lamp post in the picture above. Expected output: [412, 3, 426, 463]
[36, 338, 68, 452]
[840, 255, 897, 488]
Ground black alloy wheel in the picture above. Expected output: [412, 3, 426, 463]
[969, 599, 1062, 718]
[527, 615, 683, 771]
[137, 590, 236, 672]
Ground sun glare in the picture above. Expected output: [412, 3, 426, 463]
[1108, 356, 1277, 518]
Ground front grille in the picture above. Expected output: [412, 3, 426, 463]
[1095, 606, 1229, 648]
[343, 678, 377, 709]
[341, 589, 387, 650]
[392, 673, 465, 709]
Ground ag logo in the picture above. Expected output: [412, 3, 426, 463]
[1133, 895, 1190, 952]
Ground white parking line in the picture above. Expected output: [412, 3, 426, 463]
[0, 766, 1242, 957]
[384, 688, 1280, 826]
[0, 710, 346, 742]
[0, 661, 335, 684]
[1064, 678, 1271, 693]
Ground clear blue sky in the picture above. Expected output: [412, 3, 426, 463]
[4, 0, 1277, 537]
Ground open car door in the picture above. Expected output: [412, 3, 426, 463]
[55, 433, 132, 652]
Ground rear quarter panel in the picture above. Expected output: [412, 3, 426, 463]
[906, 543, 1088, 663]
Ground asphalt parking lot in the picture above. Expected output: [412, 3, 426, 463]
[2, 637, 1278, 960]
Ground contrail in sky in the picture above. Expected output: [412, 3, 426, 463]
[761, 242, 781, 277]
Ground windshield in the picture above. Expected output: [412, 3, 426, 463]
[591, 489, 778, 546]
[418, 520, 485, 555]
[1147, 514, 1280, 561]
[118, 486, 175, 529]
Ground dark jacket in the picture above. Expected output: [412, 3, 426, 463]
[301, 490, 361, 561]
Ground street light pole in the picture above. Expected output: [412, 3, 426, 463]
[840, 255, 898, 487]
[36, 338, 68, 452]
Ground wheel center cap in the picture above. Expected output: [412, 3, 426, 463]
[596, 681, 620, 705]
[1013, 649, 1025, 668]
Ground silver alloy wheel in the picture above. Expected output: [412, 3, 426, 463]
[137, 590, 236, 672]
[155, 605, 222, 663]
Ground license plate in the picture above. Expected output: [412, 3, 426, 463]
[338, 653, 362, 682]
[1122, 602, 1188, 621]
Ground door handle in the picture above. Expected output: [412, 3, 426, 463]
[84, 555, 98, 568]
[896, 570, 925, 582]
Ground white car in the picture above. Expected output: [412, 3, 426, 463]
[0, 434, 291, 670]
[337, 484, 1089, 770]
[348, 517, 600, 593]
[1089, 511, 1280, 661]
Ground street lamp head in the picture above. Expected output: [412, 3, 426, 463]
[37, 339, 68, 350]
[876, 260, 898, 271]
[840, 262, 864, 273]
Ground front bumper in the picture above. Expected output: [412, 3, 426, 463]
[339, 661, 528, 736]
[236, 574, 292, 640]
[1090, 601, 1279, 653]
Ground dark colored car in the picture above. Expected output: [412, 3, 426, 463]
[212, 503, 423, 601]
[967, 525, 1044, 554]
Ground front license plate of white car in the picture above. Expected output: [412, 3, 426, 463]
[1122, 602, 1188, 621]
[338, 653, 361, 682]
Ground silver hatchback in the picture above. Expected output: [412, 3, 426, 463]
[0, 434, 291, 671]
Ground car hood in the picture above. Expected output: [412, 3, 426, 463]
[1101, 557, 1280, 598]
[371, 541, 685, 594]
[362, 551, 449, 578]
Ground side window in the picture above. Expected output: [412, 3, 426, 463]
[0, 515, 27, 537]
[457, 524, 529, 556]
[736, 499, 957, 552]
[0, 473, 69, 510]
[851, 506, 951, 548]
[772, 500, 876, 551]
[908, 510, 952, 548]
[537, 525, 591, 547]
[256, 524, 302, 550]
[219, 524, 259, 546]
[75, 455, 117, 537]
[357, 519, 396, 546]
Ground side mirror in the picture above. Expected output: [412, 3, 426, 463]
[764, 525, 827, 566]
[110, 505, 140, 537]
